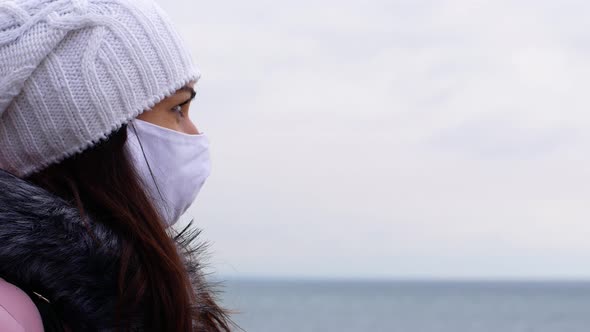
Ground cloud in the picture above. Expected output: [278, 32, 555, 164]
[157, 0, 590, 278]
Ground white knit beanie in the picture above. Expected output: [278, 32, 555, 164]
[0, 0, 201, 177]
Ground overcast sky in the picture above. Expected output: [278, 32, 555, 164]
[158, 0, 590, 279]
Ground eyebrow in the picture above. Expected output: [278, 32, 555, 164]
[178, 85, 195, 94]
[176, 86, 197, 106]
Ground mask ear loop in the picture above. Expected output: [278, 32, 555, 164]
[128, 120, 171, 221]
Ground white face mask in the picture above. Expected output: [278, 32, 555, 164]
[124, 118, 211, 227]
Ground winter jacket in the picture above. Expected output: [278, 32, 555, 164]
[0, 168, 225, 331]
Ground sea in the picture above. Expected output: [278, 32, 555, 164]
[219, 279, 590, 332]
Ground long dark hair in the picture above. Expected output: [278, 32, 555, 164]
[25, 123, 233, 331]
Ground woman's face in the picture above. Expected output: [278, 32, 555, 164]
[136, 80, 200, 134]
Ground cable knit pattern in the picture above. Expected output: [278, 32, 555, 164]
[0, 0, 201, 177]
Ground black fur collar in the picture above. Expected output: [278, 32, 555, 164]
[0, 169, 224, 331]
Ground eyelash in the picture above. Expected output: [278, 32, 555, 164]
[171, 105, 184, 116]
[171, 90, 197, 117]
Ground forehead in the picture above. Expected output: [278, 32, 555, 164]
[186, 80, 196, 88]
[173, 80, 196, 94]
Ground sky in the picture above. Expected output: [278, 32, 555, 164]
[157, 0, 590, 279]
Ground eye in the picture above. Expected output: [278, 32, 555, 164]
[170, 88, 197, 118]
[170, 104, 185, 117]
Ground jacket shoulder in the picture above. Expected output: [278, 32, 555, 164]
[0, 278, 44, 332]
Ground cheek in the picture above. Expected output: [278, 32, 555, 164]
[137, 107, 181, 131]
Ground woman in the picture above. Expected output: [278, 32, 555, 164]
[0, 0, 234, 331]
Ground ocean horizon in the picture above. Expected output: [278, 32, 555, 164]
[219, 278, 590, 332]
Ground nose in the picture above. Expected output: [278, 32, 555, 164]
[184, 118, 200, 135]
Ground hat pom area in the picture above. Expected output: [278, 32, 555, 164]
[0, 0, 200, 177]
